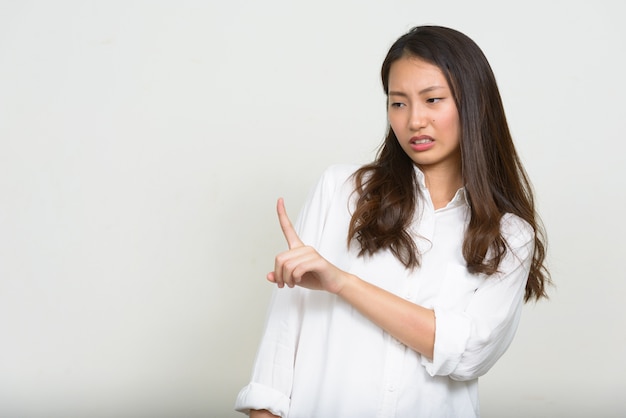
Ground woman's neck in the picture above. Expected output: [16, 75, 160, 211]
[421, 167, 463, 210]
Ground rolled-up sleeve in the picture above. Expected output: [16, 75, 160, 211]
[421, 214, 534, 381]
[235, 381, 290, 417]
[234, 286, 304, 416]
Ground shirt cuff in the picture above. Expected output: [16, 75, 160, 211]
[421, 308, 471, 377]
[234, 382, 290, 417]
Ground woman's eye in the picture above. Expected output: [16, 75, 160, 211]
[390, 102, 405, 108]
[427, 98, 442, 104]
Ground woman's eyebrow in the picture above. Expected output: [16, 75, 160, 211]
[388, 85, 446, 96]
[419, 85, 446, 94]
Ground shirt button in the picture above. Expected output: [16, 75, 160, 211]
[388, 385, 396, 392]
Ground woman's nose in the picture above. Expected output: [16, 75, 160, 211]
[408, 108, 427, 130]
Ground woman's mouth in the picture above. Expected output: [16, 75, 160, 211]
[410, 136, 435, 151]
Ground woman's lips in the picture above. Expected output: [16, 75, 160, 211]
[410, 135, 435, 152]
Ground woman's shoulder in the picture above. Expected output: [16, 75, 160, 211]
[500, 213, 534, 248]
[316, 163, 363, 189]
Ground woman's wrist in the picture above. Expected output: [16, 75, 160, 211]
[250, 409, 280, 418]
[335, 272, 359, 296]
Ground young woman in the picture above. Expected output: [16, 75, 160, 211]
[235, 25, 550, 418]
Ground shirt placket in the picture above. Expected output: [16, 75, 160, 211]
[377, 331, 406, 418]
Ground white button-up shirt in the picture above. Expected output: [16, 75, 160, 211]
[235, 164, 533, 418]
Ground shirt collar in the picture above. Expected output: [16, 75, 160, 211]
[413, 165, 469, 209]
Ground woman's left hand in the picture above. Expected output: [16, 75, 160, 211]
[267, 198, 349, 294]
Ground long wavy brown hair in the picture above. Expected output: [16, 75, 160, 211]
[348, 25, 551, 302]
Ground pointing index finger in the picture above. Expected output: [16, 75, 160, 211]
[277, 198, 304, 249]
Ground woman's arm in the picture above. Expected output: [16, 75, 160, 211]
[338, 273, 435, 358]
[269, 198, 436, 358]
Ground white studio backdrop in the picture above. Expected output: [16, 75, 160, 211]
[0, 1, 624, 417]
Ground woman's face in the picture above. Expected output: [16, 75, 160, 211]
[387, 56, 461, 176]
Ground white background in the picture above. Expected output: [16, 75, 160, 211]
[1, 1, 625, 417]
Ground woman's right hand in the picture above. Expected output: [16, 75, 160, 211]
[250, 409, 280, 418]
[267, 198, 350, 294]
